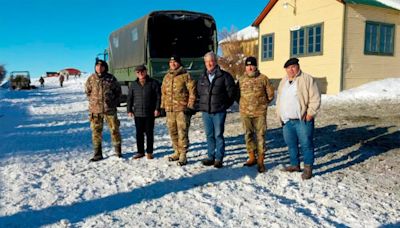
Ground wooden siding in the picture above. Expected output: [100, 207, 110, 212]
[257, 0, 345, 94]
[343, 4, 400, 90]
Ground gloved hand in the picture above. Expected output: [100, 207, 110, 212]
[158, 108, 166, 117]
[184, 107, 196, 116]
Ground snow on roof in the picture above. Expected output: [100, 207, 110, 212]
[377, 0, 400, 10]
[346, 0, 400, 10]
[219, 26, 258, 44]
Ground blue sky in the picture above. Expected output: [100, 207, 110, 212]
[0, 0, 269, 79]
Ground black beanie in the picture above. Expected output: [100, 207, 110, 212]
[170, 55, 182, 65]
[245, 56, 257, 66]
[95, 59, 109, 73]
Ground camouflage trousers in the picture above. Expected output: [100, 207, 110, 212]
[241, 114, 267, 156]
[166, 111, 191, 157]
[89, 113, 121, 149]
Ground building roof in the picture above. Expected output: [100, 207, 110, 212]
[252, 0, 398, 27]
[60, 68, 81, 75]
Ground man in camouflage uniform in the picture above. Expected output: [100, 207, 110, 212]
[161, 55, 196, 166]
[237, 56, 274, 173]
[85, 59, 122, 162]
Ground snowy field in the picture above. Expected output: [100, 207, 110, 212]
[0, 75, 399, 227]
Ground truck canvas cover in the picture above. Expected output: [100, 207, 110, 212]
[108, 10, 217, 70]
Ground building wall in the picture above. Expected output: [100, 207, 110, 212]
[257, 0, 345, 94]
[343, 4, 400, 90]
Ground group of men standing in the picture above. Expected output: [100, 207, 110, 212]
[85, 52, 320, 180]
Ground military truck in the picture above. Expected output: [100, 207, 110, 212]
[9, 71, 31, 90]
[101, 10, 218, 103]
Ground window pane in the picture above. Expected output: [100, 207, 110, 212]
[299, 29, 304, 54]
[315, 34, 321, 52]
[380, 25, 387, 52]
[262, 37, 267, 58]
[292, 31, 298, 55]
[316, 26, 321, 36]
[308, 28, 314, 53]
[262, 35, 274, 59]
[381, 25, 394, 54]
[371, 25, 378, 52]
[386, 26, 394, 53]
[365, 24, 372, 52]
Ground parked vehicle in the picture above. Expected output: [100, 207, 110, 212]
[98, 10, 218, 103]
[9, 71, 31, 90]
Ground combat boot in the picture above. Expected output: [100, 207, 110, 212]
[257, 153, 266, 173]
[301, 165, 313, 180]
[177, 152, 187, 166]
[243, 151, 256, 166]
[115, 145, 122, 158]
[168, 151, 180, 162]
[90, 145, 103, 162]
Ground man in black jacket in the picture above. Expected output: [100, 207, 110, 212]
[127, 65, 161, 159]
[197, 52, 236, 168]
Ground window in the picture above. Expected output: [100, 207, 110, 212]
[261, 33, 274, 61]
[365, 21, 395, 55]
[291, 23, 323, 57]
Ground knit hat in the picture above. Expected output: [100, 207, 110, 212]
[284, 58, 299, 68]
[245, 56, 257, 66]
[95, 59, 109, 72]
[170, 55, 182, 65]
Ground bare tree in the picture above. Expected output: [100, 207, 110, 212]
[0, 65, 6, 84]
[218, 26, 258, 80]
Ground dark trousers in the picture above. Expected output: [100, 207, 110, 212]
[134, 116, 155, 154]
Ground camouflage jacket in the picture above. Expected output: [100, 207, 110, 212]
[238, 71, 275, 117]
[85, 72, 121, 114]
[161, 66, 196, 112]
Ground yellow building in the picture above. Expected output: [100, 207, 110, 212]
[253, 0, 400, 94]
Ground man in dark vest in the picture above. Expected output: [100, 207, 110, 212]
[127, 65, 161, 160]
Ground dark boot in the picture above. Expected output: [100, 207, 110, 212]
[202, 158, 215, 166]
[301, 165, 313, 180]
[90, 146, 103, 162]
[133, 153, 145, 159]
[244, 151, 256, 166]
[214, 160, 223, 168]
[115, 145, 122, 158]
[257, 153, 266, 173]
[282, 165, 301, 172]
[146, 153, 154, 159]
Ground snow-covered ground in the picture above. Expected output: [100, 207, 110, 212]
[0, 76, 399, 227]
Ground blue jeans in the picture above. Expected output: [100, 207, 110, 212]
[282, 119, 315, 167]
[201, 112, 227, 162]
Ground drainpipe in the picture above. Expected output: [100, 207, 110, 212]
[340, 3, 347, 92]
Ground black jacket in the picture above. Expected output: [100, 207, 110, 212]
[196, 66, 236, 113]
[127, 76, 161, 117]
